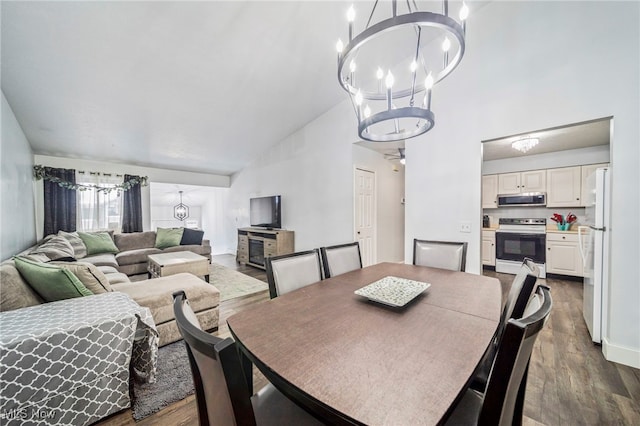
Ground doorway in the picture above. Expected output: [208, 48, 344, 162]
[354, 168, 376, 266]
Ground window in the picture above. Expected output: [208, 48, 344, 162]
[76, 174, 123, 232]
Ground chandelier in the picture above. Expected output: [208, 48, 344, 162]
[512, 137, 539, 153]
[336, 0, 468, 142]
[174, 191, 189, 221]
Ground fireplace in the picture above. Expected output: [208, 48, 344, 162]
[249, 238, 265, 266]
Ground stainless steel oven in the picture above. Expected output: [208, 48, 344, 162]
[495, 218, 547, 278]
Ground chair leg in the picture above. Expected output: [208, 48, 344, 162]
[513, 363, 529, 426]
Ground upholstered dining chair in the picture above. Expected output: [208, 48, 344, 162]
[265, 250, 323, 299]
[471, 258, 540, 392]
[412, 239, 468, 272]
[172, 291, 321, 426]
[444, 285, 552, 425]
[319, 242, 362, 278]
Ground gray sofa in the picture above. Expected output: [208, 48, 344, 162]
[85, 230, 212, 277]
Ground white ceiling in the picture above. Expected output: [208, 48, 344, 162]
[150, 182, 226, 206]
[1, 1, 350, 175]
[482, 118, 611, 161]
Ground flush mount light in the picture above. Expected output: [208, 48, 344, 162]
[336, 1, 468, 142]
[512, 137, 540, 153]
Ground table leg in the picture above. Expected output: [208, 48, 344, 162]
[148, 272, 151, 279]
[204, 274, 210, 283]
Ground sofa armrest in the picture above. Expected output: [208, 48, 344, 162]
[202, 239, 211, 247]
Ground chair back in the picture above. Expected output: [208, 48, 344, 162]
[498, 258, 539, 339]
[480, 285, 552, 425]
[413, 239, 468, 272]
[265, 250, 322, 298]
[173, 291, 256, 426]
[320, 242, 362, 278]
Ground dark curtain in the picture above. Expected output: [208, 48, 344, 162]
[121, 174, 143, 233]
[43, 167, 77, 236]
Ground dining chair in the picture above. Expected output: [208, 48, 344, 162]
[173, 291, 321, 426]
[319, 242, 362, 278]
[471, 258, 540, 392]
[444, 285, 552, 425]
[412, 239, 468, 272]
[265, 250, 323, 299]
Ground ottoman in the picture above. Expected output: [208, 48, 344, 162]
[112, 273, 220, 346]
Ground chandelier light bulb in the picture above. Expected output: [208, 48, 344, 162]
[400, 158, 406, 165]
[425, 73, 434, 90]
[350, 60, 357, 73]
[376, 67, 384, 79]
[347, 5, 355, 22]
[442, 37, 451, 52]
[459, 3, 469, 21]
[410, 60, 418, 72]
[336, 39, 344, 53]
[385, 71, 394, 88]
[364, 105, 371, 118]
[355, 90, 363, 106]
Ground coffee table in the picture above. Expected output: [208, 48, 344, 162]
[147, 251, 210, 282]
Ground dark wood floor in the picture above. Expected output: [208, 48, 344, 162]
[97, 256, 640, 425]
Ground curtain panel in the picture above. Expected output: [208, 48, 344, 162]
[76, 173, 122, 232]
[121, 174, 143, 233]
[43, 167, 77, 236]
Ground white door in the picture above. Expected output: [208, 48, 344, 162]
[355, 168, 375, 266]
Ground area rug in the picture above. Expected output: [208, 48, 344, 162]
[209, 262, 268, 301]
[131, 340, 194, 421]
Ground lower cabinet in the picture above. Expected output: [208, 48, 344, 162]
[482, 230, 495, 266]
[546, 232, 583, 277]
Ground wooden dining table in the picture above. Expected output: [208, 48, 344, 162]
[227, 262, 502, 425]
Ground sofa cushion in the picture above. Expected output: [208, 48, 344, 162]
[115, 247, 162, 266]
[104, 272, 131, 285]
[82, 253, 119, 268]
[78, 231, 119, 255]
[0, 260, 43, 311]
[49, 261, 113, 294]
[113, 273, 219, 325]
[14, 257, 93, 302]
[114, 231, 156, 252]
[29, 235, 76, 261]
[57, 231, 88, 259]
[155, 228, 184, 249]
[97, 265, 119, 275]
[180, 228, 204, 246]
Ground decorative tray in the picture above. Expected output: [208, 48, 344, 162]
[354, 276, 430, 307]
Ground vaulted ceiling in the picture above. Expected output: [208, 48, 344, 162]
[2, 1, 352, 175]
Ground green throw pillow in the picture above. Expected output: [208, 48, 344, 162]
[155, 228, 184, 249]
[14, 257, 94, 302]
[78, 231, 119, 255]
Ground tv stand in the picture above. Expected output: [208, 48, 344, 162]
[237, 228, 295, 270]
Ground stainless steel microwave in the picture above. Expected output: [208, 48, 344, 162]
[497, 192, 546, 207]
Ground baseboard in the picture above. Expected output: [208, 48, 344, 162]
[602, 337, 640, 368]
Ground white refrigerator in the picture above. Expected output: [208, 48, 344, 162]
[578, 167, 610, 344]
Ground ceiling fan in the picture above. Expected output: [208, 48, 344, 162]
[384, 148, 406, 164]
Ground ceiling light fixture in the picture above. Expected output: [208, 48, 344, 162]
[336, 1, 468, 142]
[511, 137, 540, 153]
[174, 190, 189, 221]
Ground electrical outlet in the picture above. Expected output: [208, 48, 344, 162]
[460, 221, 471, 233]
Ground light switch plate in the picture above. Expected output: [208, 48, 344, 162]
[460, 221, 471, 233]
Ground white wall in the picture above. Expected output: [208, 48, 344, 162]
[405, 1, 639, 366]
[1, 92, 36, 260]
[228, 101, 357, 253]
[33, 154, 230, 239]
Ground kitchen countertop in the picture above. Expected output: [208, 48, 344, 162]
[546, 226, 579, 234]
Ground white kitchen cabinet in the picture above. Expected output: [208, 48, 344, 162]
[482, 175, 499, 209]
[482, 230, 496, 266]
[546, 232, 583, 277]
[497, 170, 546, 194]
[580, 163, 609, 207]
[547, 166, 582, 207]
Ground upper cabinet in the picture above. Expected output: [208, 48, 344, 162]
[547, 166, 582, 207]
[482, 175, 499, 209]
[497, 170, 546, 194]
[580, 163, 609, 207]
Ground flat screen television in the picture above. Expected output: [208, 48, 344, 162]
[250, 195, 281, 229]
